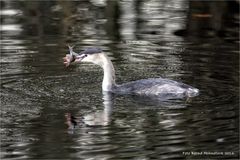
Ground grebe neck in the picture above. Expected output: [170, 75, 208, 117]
[101, 55, 116, 91]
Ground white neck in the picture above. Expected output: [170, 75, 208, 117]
[99, 54, 116, 91]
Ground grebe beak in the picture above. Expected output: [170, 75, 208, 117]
[75, 54, 87, 62]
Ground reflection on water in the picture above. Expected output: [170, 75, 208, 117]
[81, 92, 113, 127]
[1, 0, 239, 159]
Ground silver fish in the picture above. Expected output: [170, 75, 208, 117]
[63, 45, 79, 67]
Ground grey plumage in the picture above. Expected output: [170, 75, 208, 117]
[113, 78, 199, 99]
[80, 48, 102, 55]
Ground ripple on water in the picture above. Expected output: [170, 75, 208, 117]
[1, 70, 104, 113]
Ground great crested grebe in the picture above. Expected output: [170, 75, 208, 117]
[63, 46, 199, 99]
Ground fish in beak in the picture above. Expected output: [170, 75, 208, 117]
[63, 45, 86, 67]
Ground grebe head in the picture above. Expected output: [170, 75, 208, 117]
[64, 46, 116, 92]
[64, 46, 104, 67]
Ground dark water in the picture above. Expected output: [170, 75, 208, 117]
[1, 0, 239, 159]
